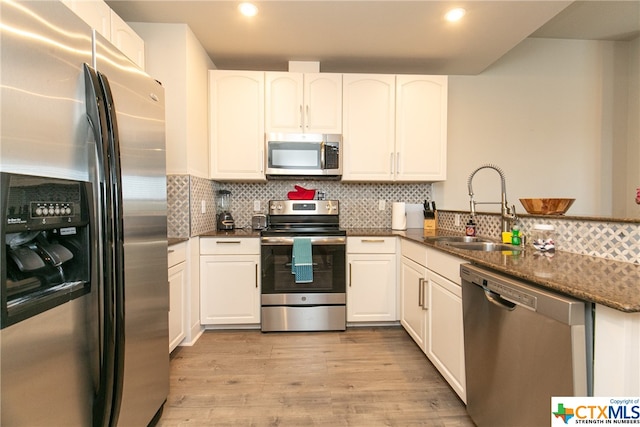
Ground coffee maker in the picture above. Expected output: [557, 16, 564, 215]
[216, 190, 235, 230]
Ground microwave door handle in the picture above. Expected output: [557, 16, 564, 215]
[320, 141, 325, 170]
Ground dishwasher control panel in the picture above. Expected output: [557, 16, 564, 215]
[485, 279, 537, 310]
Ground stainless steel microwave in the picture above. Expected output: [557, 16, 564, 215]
[265, 133, 342, 178]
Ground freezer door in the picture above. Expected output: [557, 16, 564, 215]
[94, 33, 169, 427]
[0, 1, 93, 181]
[0, 3, 97, 426]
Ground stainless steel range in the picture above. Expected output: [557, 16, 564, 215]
[260, 200, 346, 332]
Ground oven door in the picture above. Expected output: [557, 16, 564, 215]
[260, 235, 346, 296]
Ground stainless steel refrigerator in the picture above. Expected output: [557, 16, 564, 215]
[0, 1, 169, 426]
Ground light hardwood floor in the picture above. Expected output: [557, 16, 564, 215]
[159, 327, 475, 427]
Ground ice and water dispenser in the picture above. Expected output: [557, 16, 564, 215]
[1, 173, 92, 328]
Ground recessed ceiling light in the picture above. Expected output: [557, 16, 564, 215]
[445, 8, 466, 22]
[238, 2, 258, 17]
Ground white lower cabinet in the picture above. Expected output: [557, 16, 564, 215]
[594, 304, 640, 395]
[426, 270, 466, 402]
[346, 237, 397, 323]
[400, 240, 466, 402]
[400, 240, 428, 352]
[200, 238, 261, 326]
[168, 242, 187, 352]
[425, 247, 466, 403]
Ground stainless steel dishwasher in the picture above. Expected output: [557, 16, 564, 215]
[461, 263, 592, 427]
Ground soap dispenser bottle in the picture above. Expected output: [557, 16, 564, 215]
[511, 225, 521, 246]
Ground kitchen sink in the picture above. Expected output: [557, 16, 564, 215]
[443, 241, 522, 251]
[424, 236, 493, 244]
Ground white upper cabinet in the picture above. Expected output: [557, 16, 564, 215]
[62, 0, 145, 69]
[265, 72, 342, 133]
[209, 70, 266, 181]
[343, 74, 448, 182]
[109, 11, 145, 69]
[395, 75, 448, 181]
[342, 74, 396, 181]
[62, 0, 111, 38]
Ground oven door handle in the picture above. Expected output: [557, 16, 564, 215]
[260, 236, 346, 245]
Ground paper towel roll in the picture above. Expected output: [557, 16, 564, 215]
[392, 202, 407, 230]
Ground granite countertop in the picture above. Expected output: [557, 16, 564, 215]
[198, 228, 262, 238]
[168, 237, 189, 246]
[350, 228, 640, 313]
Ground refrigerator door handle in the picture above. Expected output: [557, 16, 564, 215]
[96, 70, 127, 427]
[83, 63, 118, 427]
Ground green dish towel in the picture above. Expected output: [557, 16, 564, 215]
[291, 237, 313, 283]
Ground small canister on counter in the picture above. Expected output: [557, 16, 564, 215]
[531, 224, 555, 252]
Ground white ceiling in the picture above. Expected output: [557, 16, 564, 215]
[107, 1, 640, 75]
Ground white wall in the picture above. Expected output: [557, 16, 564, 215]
[623, 37, 640, 218]
[131, 23, 214, 178]
[434, 37, 636, 217]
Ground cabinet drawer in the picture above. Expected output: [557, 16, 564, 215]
[168, 242, 187, 268]
[426, 247, 463, 285]
[400, 239, 427, 267]
[347, 237, 396, 254]
[200, 237, 260, 255]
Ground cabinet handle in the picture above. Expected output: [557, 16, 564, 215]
[260, 150, 264, 173]
[168, 249, 175, 254]
[349, 263, 352, 287]
[422, 277, 428, 311]
[390, 153, 394, 174]
[299, 104, 303, 129]
[305, 105, 309, 128]
[418, 278, 423, 308]
[216, 240, 242, 244]
[255, 263, 258, 288]
[361, 239, 385, 243]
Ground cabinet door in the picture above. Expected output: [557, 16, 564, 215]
[304, 73, 342, 133]
[265, 72, 304, 132]
[209, 71, 265, 180]
[110, 11, 145, 69]
[200, 255, 260, 325]
[342, 74, 396, 181]
[427, 270, 466, 402]
[400, 256, 428, 352]
[395, 75, 447, 181]
[168, 262, 186, 352]
[347, 253, 397, 322]
[62, 0, 111, 39]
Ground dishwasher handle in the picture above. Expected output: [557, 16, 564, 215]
[482, 286, 516, 311]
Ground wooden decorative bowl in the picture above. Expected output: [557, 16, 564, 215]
[519, 198, 575, 215]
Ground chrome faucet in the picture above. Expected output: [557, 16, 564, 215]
[467, 164, 517, 233]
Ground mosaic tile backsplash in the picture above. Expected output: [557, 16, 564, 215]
[437, 211, 640, 265]
[168, 175, 640, 264]
[168, 175, 432, 235]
